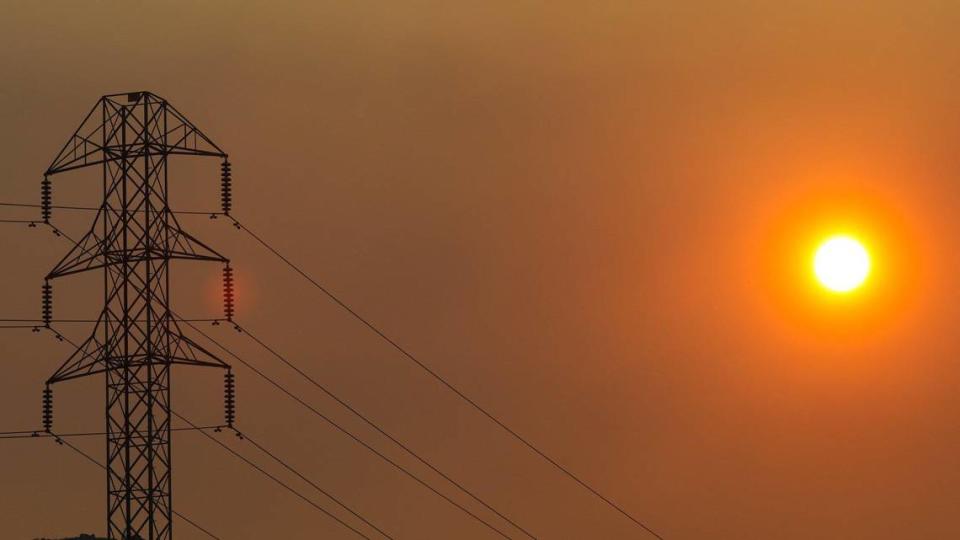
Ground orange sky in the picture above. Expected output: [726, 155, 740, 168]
[3, 1, 960, 538]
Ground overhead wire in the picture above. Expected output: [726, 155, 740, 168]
[228, 216, 665, 540]
[232, 321, 538, 540]
[172, 411, 375, 540]
[228, 426, 396, 540]
[179, 316, 514, 540]
[0, 200, 222, 215]
[0, 219, 38, 224]
[0, 425, 225, 440]
[0, 318, 221, 324]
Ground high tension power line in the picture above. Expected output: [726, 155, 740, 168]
[227, 322, 539, 539]
[173, 411, 391, 540]
[179, 317, 517, 539]
[0, 425, 223, 440]
[0, 200, 221, 215]
[228, 217, 665, 539]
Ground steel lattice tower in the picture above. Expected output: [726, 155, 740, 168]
[41, 92, 235, 539]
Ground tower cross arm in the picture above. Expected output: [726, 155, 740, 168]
[45, 92, 227, 177]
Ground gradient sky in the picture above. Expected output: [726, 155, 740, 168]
[3, 1, 960, 538]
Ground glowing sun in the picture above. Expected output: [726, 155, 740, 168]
[813, 235, 871, 293]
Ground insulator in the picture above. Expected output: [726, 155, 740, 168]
[224, 371, 236, 428]
[41, 281, 52, 326]
[220, 159, 232, 215]
[222, 265, 235, 322]
[41, 176, 52, 223]
[42, 386, 53, 432]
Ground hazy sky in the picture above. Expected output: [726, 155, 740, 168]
[3, 1, 960, 538]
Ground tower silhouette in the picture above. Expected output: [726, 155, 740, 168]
[41, 92, 235, 539]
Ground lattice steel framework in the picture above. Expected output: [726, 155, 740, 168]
[42, 91, 233, 539]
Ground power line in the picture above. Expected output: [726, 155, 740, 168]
[233, 322, 538, 540]
[179, 316, 514, 540]
[0, 200, 222, 215]
[0, 425, 225, 440]
[50, 433, 222, 540]
[0, 317, 221, 324]
[0, 219, 38, 224]
[172, 411, 375, 540]
[0, 318, 97, 323]
[1, 201, 100, 211]
[234, 428, 396, 540]
[230, 216, 665, 540]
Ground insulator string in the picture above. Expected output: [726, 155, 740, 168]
[41, 176, 52, 223]
[42, 386, 53, 432]
[224, 370, 236, 428]
[220, 159, 232, 216]
[41, 281, 52, 327]
[222, 265, 235, 322]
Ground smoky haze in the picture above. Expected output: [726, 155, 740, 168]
[3, 1, 960, 538]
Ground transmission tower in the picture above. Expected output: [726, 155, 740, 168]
[40, 91, 236, 539]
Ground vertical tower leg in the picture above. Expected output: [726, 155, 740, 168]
[103, 100, 173, 539]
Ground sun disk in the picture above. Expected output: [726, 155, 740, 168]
[813, 235, 871, 293]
